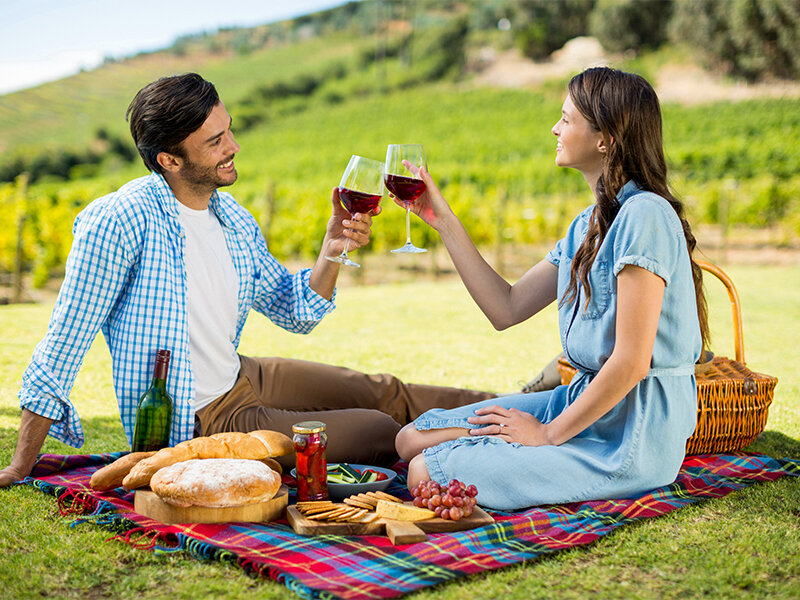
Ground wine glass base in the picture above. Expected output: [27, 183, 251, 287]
[391, 243, 427, 254]
[325, 254, 360, 267]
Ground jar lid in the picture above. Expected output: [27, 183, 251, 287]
[292, 420, 326, 434]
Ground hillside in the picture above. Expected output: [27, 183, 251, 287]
[2, 3, 798, 157]
[0, 29, 363, 154]
[1, 2, 799, 295]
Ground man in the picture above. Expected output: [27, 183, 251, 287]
[0, 73, 494, 487]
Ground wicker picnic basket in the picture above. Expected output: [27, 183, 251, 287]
[556, 259, 778, 455]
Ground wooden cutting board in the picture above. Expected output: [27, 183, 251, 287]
[134, 485, 288, 524]
[287, 503, 494, 545]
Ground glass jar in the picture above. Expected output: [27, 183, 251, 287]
[292, 421, 329, 502]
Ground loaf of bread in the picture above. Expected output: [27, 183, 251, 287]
[258, 457, 283, 475]
[90, 451, 156, 491]
[122, 429, 293, 489]
[149, 458, 282, 507]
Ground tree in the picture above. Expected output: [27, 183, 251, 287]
[589, 0, 674, 53]
[669, 0, 800, 81]
[510, 0, 596, 60]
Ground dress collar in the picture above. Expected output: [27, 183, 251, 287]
[615, 180, 642, 207]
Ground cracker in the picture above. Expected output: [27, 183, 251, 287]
[296, 500, 335, 510]
[372, 490, 402, 503]
[333, 507, 364, 522]
[354, 493, 378, 506]
[306, 506, 351, 520]
[345, 508, 368, 522]
[350, 511, 379, 524]
[302, 504, 345, 515]
[344, 497, 375, 510]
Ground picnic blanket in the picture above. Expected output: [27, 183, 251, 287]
[20, 452, 800, 600]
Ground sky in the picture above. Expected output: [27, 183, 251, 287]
[0, 0, 350, 95]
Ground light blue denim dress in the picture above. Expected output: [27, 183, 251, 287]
[416, 181, 702, 510]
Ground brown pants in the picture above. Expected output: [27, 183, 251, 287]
[195, 356, 495, 467]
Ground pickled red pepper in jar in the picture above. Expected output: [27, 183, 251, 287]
[292, 421, 329, 501]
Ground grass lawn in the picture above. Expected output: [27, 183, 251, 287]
[1, 264, 799, 599]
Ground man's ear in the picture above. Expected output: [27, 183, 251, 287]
[156, 151, 182, 173]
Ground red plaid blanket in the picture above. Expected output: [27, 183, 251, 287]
[21, 452, 800, 600]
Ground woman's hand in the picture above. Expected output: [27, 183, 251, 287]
[394, 162, 454, 231]
[325, 187, 380, 256]
[467, 405, 553, 446]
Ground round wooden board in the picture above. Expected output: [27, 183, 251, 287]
[134, 484, 288, 524]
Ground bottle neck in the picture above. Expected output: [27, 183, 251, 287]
[153, 353, 170, 382]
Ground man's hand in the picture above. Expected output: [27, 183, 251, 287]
[0, 409, 54, 488]
[0, 465, 26, 488]
[324, 187, 380, 257]
[310, 188, 381, 300]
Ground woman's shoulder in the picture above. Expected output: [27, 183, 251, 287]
[616, 190, 683, 237]
[567, 203, 595, 231]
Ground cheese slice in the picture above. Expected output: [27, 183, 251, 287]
[375, 499, 435, 522]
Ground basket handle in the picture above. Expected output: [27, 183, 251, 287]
[695, 259, 744, 364]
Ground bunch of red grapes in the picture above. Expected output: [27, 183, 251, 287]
[411, 478, 478, 521]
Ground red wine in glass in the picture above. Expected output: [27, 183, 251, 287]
[338, 188, 382, 215]
[384, 144, 428, 254]
[384, 174, 427, 204]
[326, 155, 384, 268]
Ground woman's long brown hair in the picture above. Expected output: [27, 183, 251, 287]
[561, 67, 710, 353]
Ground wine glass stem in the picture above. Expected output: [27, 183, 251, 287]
[342, 236, 352, 257]
[405, 206, 413, 244]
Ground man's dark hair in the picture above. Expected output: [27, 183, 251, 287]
[126, 73, 219, 173]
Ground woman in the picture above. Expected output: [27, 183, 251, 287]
[395, 67, 709, 510]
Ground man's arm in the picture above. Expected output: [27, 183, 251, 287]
[309, 188, 377, 300]
[16, 197, 135, 449]
[251, 188, 376, 332]
[0, 410, 54, 487]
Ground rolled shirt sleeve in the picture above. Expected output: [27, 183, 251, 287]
[251, 228, 335, 332]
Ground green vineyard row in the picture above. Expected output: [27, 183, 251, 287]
[2, 85, 799, 286]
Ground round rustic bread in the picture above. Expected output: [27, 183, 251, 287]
[149, 458, 282, 508]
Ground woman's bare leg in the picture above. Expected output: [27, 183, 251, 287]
[406, 453, 431, 490]
[395, 422, 467, 462]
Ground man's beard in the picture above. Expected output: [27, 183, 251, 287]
[179, 154, 238, 194]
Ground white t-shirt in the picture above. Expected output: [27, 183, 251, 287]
[176, 201, 240, 411]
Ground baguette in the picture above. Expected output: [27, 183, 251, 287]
[90, 451, 156, 491]
[122, 429, 293, 489]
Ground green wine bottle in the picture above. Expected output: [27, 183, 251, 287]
[131, 349, 173, 452]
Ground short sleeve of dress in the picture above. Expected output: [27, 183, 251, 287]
[612, 194, 683, 286]
[545, 237, 564, 267]
[545, 205, 593, 267]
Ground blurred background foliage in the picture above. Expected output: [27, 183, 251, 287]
[0, 0, 798, 291]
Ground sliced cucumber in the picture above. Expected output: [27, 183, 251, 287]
[327, 473, 351, 484]
[359, 470, 378, 483]
[337, 463, 362, 482]
[326, 463, 382, 485]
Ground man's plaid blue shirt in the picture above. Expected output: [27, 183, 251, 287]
[19, 173, 335, 448]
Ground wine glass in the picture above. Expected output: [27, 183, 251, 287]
[325, 155, 384, 268]
[384, 144, 428, 254]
